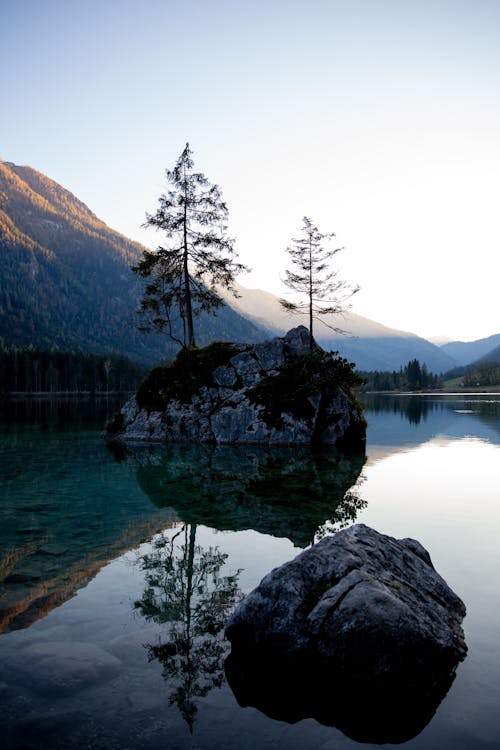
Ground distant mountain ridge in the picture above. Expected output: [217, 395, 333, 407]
[439, 334, 500, 366]
[221, 283, 458, 372]
[0, 161, 266, 364]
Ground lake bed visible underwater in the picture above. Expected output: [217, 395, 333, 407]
[0, 394, 499, 749]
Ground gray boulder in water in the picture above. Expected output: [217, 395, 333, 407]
[225, 523, 467, 743]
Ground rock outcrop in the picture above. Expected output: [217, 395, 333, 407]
[225, 523, 467, 743]
[105, 327, 365, 447]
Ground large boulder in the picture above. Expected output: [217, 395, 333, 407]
[225, 523, 467, 743]
[105, 327, 365, 447]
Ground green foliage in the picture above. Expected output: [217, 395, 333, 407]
[463, 360, 500, 387]
[136, 341, 239, 411]
[247, 349, 362, 429]
[360, 359, 442, 392]
[445, 347, 500, 388]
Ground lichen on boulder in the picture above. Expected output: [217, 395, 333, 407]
[103, 326, 366, 447]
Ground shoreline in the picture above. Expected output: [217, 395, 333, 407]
[362, 388, 500, 395]
[0, 391, 133, 399]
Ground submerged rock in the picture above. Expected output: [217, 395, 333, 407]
[4, 642, 122, 697]
[105, 326, 366, 447]
[225, 523, 467, 743]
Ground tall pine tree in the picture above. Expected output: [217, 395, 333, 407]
[133, 144, 247, 348]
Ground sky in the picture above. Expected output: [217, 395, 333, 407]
[2, 0, 499, 342]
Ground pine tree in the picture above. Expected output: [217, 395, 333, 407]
[279, 216, 359, 350]
[132, 144, 247, 348]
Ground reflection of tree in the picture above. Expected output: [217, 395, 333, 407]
[314, 483, 367, 540]
[134, 524, 242, 732]
[362, 394, 438, 425]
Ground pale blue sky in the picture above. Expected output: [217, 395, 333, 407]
[2, 0, 500, 340]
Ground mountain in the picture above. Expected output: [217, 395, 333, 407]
[221, 284, 458, 372]
[476, 344, 500, 365]
[439, 334, 500, 367]
[0, 161, 267, 365]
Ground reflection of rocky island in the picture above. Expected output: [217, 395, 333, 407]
[134, 523, 241, 732]
[126, 443, 366, 548]
[226, 524, 467, 744]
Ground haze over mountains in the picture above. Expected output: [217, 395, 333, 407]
[0, 160, 497, 373]
[221, 284, 458, 372]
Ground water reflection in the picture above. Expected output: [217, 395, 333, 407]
[225, 640, 461, 744]
[363, 393, 439, 424]
[0, 424, 177, 634]
[134, 524, 242, 732]
[121, 444, 366, 548]
[362, 393, 500, 451]
[0, 395, 123, 434]
[363, 392, 500, 432]
[0, 430, 364, 635]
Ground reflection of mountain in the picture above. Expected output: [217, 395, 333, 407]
[128, 444, 366, 548]
[363, 394, 500, 452]
[0, 435, 178, 634]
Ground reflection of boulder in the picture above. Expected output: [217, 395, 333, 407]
[225, 524, 467, 744]
[132, 444, 366, 548]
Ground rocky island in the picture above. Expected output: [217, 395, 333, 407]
[104, 326, 366, 448]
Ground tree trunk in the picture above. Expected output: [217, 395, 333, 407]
[183, 195, 195, 347]
[309, 236, 313, 351]
[184, 522, 197, 650]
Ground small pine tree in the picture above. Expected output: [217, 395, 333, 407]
[279, 216, 359, 350]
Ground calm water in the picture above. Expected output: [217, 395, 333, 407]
[0, 394, 499, 749]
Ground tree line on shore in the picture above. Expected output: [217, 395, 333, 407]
[360, 359, 442, 392]
[0, 347, 146, 394]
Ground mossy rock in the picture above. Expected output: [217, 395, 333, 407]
[136, 341, 239, 412]
[247, 350, 362, 430]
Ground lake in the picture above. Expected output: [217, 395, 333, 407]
[0, 393, 499, 749]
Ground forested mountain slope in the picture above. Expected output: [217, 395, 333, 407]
[0, 161, 266, 365]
